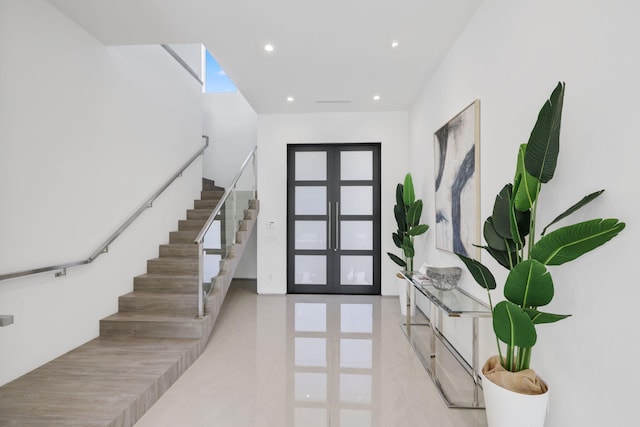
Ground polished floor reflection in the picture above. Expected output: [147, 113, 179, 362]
[134, 281, 487, 427]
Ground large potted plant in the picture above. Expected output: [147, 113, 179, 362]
[458, 82, 625, 427]
[387, 173, 429, 273]
[388, 173, 429, 314]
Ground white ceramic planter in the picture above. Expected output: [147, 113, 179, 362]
[481, 371, 550, 427]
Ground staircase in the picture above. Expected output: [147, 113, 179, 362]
[99, 187, 225, 340]
[0, 180, 259, 426]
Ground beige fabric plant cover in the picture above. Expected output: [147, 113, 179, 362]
[483, 355, 548, 395]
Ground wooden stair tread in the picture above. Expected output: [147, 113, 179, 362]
[135, 273, 199, 279]
[147, 256, 198, 262]
[120, 291, 197, 299]
[102, 312, 201, 322]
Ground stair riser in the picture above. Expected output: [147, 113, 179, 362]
[194, 199, 220, 210]
[178, 219, 207, 231]
[147, 259, 199, 274]
[169, 231, 199, 244]
[134, 276, 199, 293]
[201, 190, 225, 200]
[187, 209, 213, 220]
[159, 244, 199, 257]
[100, 320, 203, 339]
[119, 296, 198, 316]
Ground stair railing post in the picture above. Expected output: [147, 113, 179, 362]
[252, 150, 257, 200]
[197, 241, 204, 318]
[232, 186, 238, 244]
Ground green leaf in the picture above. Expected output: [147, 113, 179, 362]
[485, 246, 520, 270]
[403, 173, 415, 206]
[408, 223, 429, 236]
[525, 308, 571, 324]
[524, 82, 565, 183]
[516, 207, 531, 241]
[392, 232, 403, 248]
[402, 237, 415, 258]
[531, 218, 625, 265]
[387, 252, 406, 268]
[458, 254, 496, 290]
[491, 183, 528, 243]
[395, 183, 404, 208]
[492, 184, 514, 239]
[514, 144, 540, 211]
[394, 204, 406, 233]
[493, 301, 537, 348]
[541, 190, 605, 236]
[484, 218, 518, 252]
[504, 259, 554, 308]
[510, 174, 524, 247]
[407, 199, 423, 227]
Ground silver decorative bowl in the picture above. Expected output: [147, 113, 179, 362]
[426, 266, 462, 291]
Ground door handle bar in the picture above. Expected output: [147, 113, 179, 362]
[328, 202, 332, 250]
[335, 202, 340, 251]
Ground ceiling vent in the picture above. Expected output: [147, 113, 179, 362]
[315, 100, 352, 104]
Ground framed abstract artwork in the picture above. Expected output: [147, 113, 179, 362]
[433, 100, 481, 259]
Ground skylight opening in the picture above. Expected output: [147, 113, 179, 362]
[205, 50, 237, 93]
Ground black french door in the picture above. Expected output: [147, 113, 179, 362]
[287, 143, 381, 295]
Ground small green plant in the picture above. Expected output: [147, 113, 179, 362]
[459, 82, 625, 372]
[387, 173, 429, 272]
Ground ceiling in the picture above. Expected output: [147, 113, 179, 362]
[48, 0, 483, 114]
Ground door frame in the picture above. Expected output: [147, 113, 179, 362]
[286, 143, 381, 295]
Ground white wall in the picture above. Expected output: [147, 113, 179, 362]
[202, 91, 258, 278]
[256, 112, 409, 295]
[202, 92, 257, 188]
[0, 0, 203, 385]
[168, 43, 204, 83]
[408, 0, 639, 425]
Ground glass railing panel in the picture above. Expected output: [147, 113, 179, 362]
[223, 191, 237, 250]
[234, 155, 255, 225]
[197, 148, 257, 316]
[202, 212, 223, 295]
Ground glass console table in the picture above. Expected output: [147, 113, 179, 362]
[399, 271, 491, 409]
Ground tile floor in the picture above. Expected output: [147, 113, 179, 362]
[134, 281, 487, 427]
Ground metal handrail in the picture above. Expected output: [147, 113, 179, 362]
[194, 146, 257, 244]
[161, 44, 204, 86]
[0, 136, 210, 282]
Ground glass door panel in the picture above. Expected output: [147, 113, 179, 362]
[295, 186, 327, 214]
[340, 186, 373, 215]
[340, 151, 373, 180]
[295, 255, 327, 285]
[340, 256, 373, 286]
[340, 221, 373, 250]
[295, 152, 327, 180]
[295, 221, 327, 250]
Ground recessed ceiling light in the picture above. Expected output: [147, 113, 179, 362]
[287, 96, 294, 102]
[264, 43, 274, 52]
[373, 95, 381, 101]
[391, 41, 399, 48]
